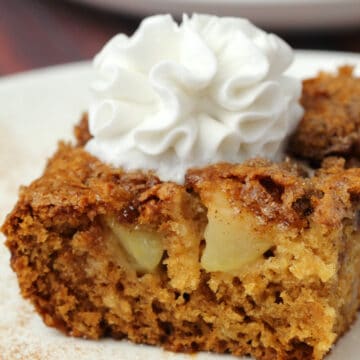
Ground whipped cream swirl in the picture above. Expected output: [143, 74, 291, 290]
[86, 14, 303, 183]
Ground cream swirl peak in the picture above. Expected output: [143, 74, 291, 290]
[86, 14, 303, 183]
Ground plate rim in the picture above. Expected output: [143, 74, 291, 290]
[1, 49, 360, 84]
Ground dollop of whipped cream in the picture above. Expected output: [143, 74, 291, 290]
[86, 14, 303, 183]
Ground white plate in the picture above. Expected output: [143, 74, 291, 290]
[72, 0, 360, 30]
[0, 50, 360, 360]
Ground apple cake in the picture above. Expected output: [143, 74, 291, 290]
[3, 112, 360, 360]
[290, 66, 360, 163]
[2, 14, 360, 360]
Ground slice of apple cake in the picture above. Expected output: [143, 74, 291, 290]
[3, 140, 360, 360]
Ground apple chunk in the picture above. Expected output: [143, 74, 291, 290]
[201, 192, 273, 272]
[105, 217, 163, 273]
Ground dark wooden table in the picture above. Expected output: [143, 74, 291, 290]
[1, 0, 360, 76]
